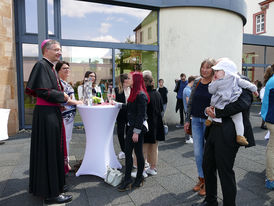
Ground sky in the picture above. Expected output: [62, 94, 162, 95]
[24, 0, 151, 62]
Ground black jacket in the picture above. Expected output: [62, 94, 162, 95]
[127, 92, 148, 133]
[114, 87, 127, 123]
[207, 88, 255, 147]
[144, 86, 165, 143]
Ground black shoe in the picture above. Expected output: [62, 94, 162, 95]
[132, 176, 144, 188]
[117, 179, 133, 192]
[261, 125, 267, 130]
[192, 200, 218, 206]
[0, 141, 5, 145]
[44, 194, 72, 205]
[63, 184, 70, 192]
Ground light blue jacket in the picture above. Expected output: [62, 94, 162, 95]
[261, 75, 274, 123]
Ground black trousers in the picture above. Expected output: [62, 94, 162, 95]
[117, 121, 128, 153]
[124, 126, 146, 181]
[203, 124, 239, 206]
[177, 98, 184, 125]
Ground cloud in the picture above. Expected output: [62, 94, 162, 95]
[62, 46, 110, 63]
[23, 44, 38, 57]
[99, 23, 111, 34]
[91, 35, 120, 43]
[106, 16, 128, 23]
[61, 0, 150, 19]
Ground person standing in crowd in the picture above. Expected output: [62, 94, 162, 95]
[25, 39, 72, 204]
[143, 73, 165, 176]
[174, 73, 188, 128]
[261, 64, 274, 189]
[55, 61, 83, 170]
[183, 76, 196, 144]
[157, 79, 168, 117]
[260, 69, 268, 130]
[206, 59, 258, 146]
[77, 71, 102, 100]
[114, 73, 131, 160]
[117, 72, 150, 192]
[193, 58, 255, 206]
[184, 58, 216, 196]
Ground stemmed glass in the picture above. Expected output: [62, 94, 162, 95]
[107, 88, 112, 103]
[107, 87, 116, 103]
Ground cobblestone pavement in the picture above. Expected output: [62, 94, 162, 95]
[0, 105, 274, 206]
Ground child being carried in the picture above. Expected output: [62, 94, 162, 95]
[206, 58, 258, 146]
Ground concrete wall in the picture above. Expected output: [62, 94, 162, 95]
[0, 0, 19, 135]
[159, 7, 243, 124]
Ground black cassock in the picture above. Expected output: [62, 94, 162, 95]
[26, 58, 66, 198]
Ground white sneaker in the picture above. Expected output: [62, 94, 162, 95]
[131, 171, 137, 178]
[146, 168, 157, 176]
[131, 171, 148, 178]
[118, 151, 125, 159]
[145, 161, 150, 169]
[186, 136, 193, 144]
[143, 171, 148, 178]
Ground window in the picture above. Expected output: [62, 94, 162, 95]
[253, 11, 265, 34]
[22, 44, 38, 125]
[266, 47, 274, 65]
[243, 44, 265, 83]
[115, 49, 158, 86]
[60, 0, 157, 45]
[148, 27, 152, 40]
[25, 0, 54, 34]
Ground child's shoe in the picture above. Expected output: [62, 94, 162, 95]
[265, 179, 274, 189]
[205, 119, 212, 127]
[236, 135, 249, 146]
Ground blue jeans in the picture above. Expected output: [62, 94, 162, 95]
[191, 117, 206, 178]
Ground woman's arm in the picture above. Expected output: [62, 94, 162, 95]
[133, 92, 147, 134]
[185, 78, 200, 123]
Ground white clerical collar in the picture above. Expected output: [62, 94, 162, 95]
[43, 57, 55, 65]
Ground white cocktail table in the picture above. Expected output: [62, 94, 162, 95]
[76, 104, 122, 178]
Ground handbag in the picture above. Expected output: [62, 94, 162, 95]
[104, 166, 123, 187]
[185, 119, 192, 135]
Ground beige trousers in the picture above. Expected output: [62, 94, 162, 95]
[266, 122, 274, 180]
[143, 142, 158, 169]
[133, 142, 159, 169]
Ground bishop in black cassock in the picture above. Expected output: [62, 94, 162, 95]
[25, 39, 72, 204]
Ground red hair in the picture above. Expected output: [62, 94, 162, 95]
[127, 72, 150, 103]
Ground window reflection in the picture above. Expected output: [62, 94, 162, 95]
[242, 66, 265, 83]
[62, 46, 113, 124]
[115, 49, 158, 86]
[25, 0, 37, 33]
[23, 44, 38, 125]
[25, 0, 54, 34]
[62, 46, 112, 94]
[61, 0, 157, 45]
[266, 47, 274, 65]
[243, 45, 264, 64]
[48, 0, 54, 35]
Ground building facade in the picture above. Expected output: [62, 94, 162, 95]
[243, 0, 274, 84]
[0, 0, 18, 134]
[2, 0, 272, 134]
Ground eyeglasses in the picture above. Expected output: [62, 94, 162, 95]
[49, 48, 62, 52]
[89, 75, 96, 77]
[62, 67, 70, 70]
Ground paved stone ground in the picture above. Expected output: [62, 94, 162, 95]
[0, 105, 274, 206]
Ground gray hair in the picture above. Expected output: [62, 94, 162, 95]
[42, 39, 60, 54]
[142, 70, 152, 77]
